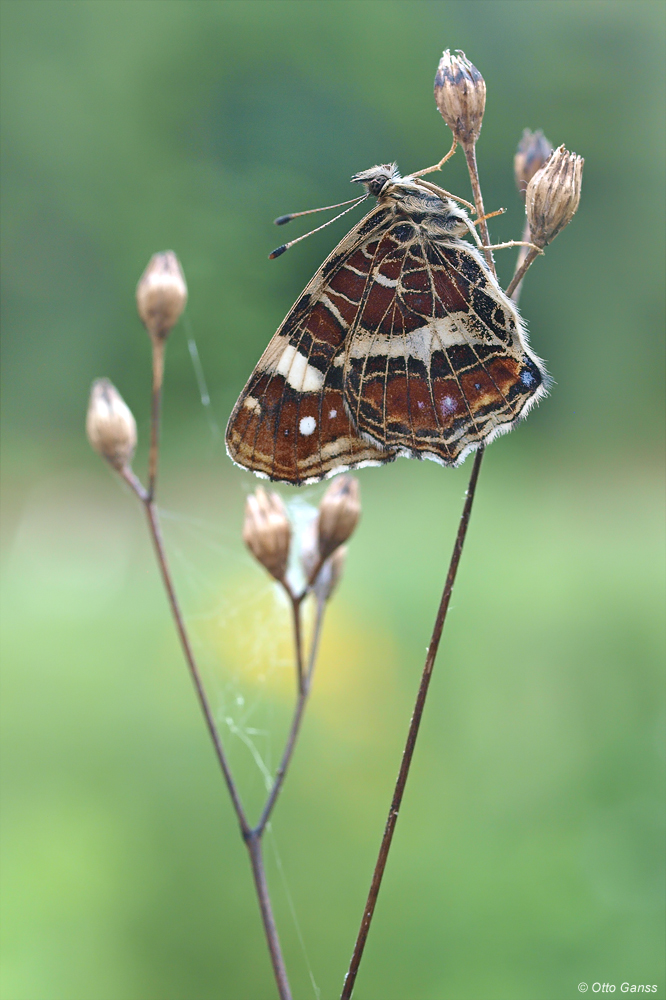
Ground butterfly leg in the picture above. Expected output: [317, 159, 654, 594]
[414, 178, 476, 213]
[410, 137, 458, 179]
[485, 240, 544, 254]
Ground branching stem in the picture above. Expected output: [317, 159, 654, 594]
[121, 363, 334, 999]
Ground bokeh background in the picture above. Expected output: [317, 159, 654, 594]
[1, 2, 664, 999]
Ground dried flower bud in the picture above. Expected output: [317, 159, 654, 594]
[317, 475, 361, 563]
[242, 487, 291, 583]
[434, 49, 486, 146]
[313, 545, 347, 603]
[86, 378, 137, 470]
[136, 251, 188, 340]
[514, 129, 553, 199]
[525, 144, 584, 248]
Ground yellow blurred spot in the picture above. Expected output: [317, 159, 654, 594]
[199, 571, 401, 747]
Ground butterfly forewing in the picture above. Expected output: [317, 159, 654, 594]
[225, 206, 397, 484]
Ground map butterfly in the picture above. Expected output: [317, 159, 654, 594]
[226, 163, 548, 485]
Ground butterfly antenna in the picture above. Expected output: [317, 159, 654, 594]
[274, 195, 367, 226]
[269, 195, 369, 259]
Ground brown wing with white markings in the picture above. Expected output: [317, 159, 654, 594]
[341, 225, 547, 466]
[225, 205, 397, 485]
[226, 168, 548, 483]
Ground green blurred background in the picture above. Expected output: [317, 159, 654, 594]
[1, 2, 664, 998]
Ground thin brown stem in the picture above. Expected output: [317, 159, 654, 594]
[290, 595, 305, 696]
[120, 465, 148, 503]
[256, 688, 307, 836]
[506, 245, 540, 300]
[135, 483, 295, 999]
[509, 217, 532, 304]
[256, 596, 327, 836]
[143, 496, 250, 835]
[148, 338, 165, 500]
[340, 447, 485, 1000]
[340, 133, 495, 998]
[122, 327, 303, 998]
[246, 833, 293, 1000]
[462, 141, 494, 274]
[306, 595, 326, 688]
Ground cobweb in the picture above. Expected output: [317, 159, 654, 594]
[155, 327, 322, 997]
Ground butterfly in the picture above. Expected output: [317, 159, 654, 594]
[225, 163, 548, 485]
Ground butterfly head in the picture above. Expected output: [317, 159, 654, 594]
[351, 163, 472, 240]
[350, 163, 401, 198]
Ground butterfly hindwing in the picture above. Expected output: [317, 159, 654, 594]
[341, 229, 546, 465]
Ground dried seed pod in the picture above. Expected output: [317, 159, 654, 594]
[514, 129, 553, 200]
[86, 378, 137, 471]
[242, 487, 291, 584]
[317, 475, 361, 563]
[525, 144, 584, 247]
[136, 251, 188, 341]
[434, 49, 486, 146]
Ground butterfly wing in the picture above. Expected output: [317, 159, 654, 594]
[225, 206, 397, 485]
[341, 225, 548, 466]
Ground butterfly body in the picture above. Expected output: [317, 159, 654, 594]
[226, 165, 548, 485]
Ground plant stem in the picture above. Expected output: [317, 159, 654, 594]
[340, 132, 495, 999]
[255, 596, 326, 836]
[148, 338, 165, 500]
[121, 467, 250, 837]
[506, 245, 540, 300]
[340, 447, 485, 1000]
[121, 465, 297, 999]
[290, 594, 305, 696]
[246, 832, 294, 1000]
[508, 218, 532, 304]
[462, 140, 494, 273]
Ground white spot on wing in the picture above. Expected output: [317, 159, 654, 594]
[243, 397, 261, 412]
[276, 344, 324, 392]
[329, 408, 337, 418]
[299, 415, 317, 436]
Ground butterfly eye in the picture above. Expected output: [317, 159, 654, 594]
[367, 178, 388, 197]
